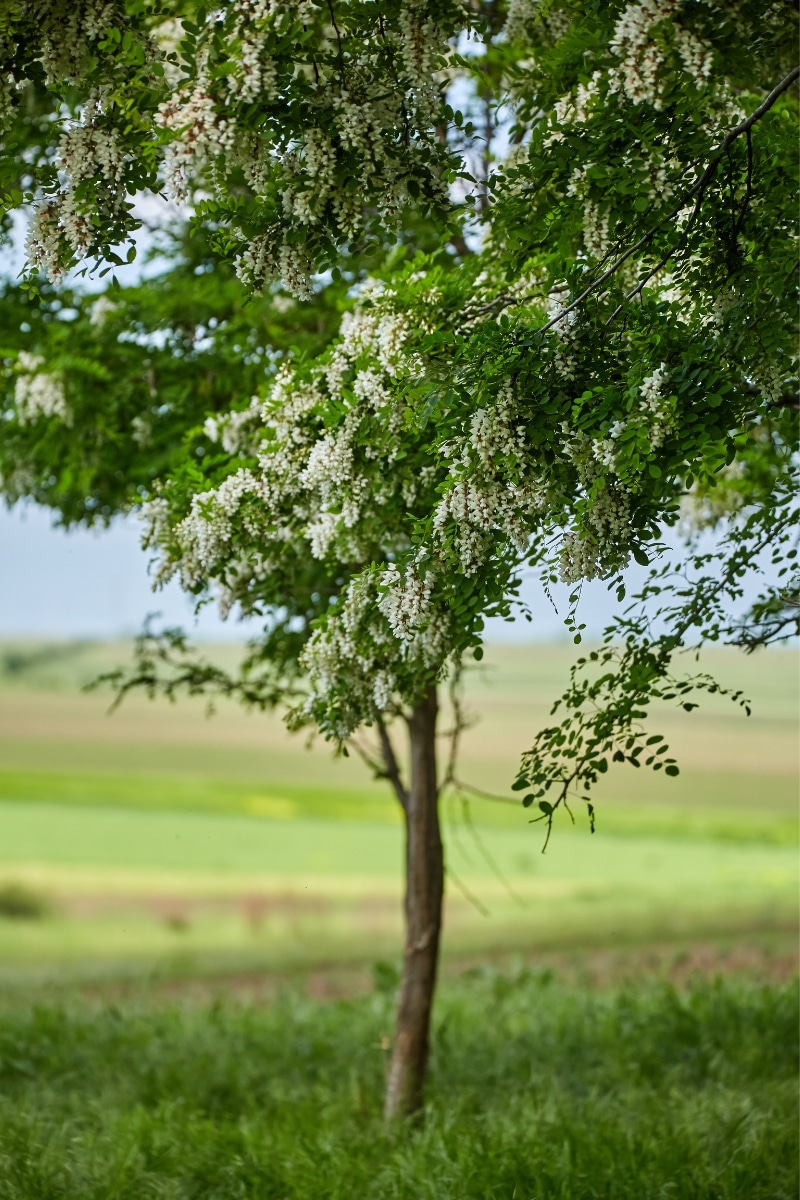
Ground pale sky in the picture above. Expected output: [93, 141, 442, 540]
[1, 501, 627, 642]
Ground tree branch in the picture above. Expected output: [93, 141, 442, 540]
[538, 65, 800, 335]
[376, 716, 408, 812]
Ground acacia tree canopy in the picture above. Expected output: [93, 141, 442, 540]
[0, 0, 797, 1115]
[1, 0, 796, 782]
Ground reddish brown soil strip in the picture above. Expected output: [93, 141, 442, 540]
[46, 931, 797, 1011]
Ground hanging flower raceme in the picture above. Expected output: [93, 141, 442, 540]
[7, 0, 466, 295]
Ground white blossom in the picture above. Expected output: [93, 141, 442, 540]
[89, 295, 117, 327]
[131, 414, 152, 447]
[608, 0, 677, 109]
[638, 362, 673, 449]
[203, 398, 262, 455]
[14, 352, 71, 425]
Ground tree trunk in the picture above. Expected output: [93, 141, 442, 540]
[384, 685, 443, 1122]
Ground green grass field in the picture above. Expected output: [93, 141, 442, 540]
[0, 639, 796, 1196]
[0, 974, 797, 1199]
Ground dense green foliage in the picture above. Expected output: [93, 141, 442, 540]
[0, 2, 797, 806]
[0, 242, 371, 522]
[0, 974, 797, 1198]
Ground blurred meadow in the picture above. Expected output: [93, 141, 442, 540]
[0, 637, 796, 995]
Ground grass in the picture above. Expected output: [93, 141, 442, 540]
[0, 799, 794, 981]
[0, 638, 795, 984]
[0, 972, 796, 1199]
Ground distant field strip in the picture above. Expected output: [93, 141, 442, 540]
[0, 803, 795, 977]
[0, 767, 795, 842]
[1, 799, 797, 887]
[0, 642, 795, 833]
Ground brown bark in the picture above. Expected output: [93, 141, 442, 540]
[384, 685, 444, 1122]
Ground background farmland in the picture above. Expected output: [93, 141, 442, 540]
[0, 638, 795, 995]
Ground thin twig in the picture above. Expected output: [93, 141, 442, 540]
[450, 779, 519, 806]
[376, 716, 408, 812]
[444, 863, 490, 917]
[440, 667, 468, 795]
[452, 786, 527, 907]
[346, 731, 388, 782]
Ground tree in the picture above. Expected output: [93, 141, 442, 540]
[1, 1, 797, 1119]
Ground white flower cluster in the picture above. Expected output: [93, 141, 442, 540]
[589, 363, 673, 479]
[32, 0, 124, 86]
[13, 352, 71, 426]
[13, 3, 457, 295]
[532, 5, 719, 278]
[12, 4, 158, 281]
[430, 382, 548, 575]
[234, 237, 314, 301]
[637, 362, 672, 449]
[608, 0, 677, 108]
[152, 468, 271, 593]
[225, 0, 288, 104]
[26, 92, 130, 280]
[750, 363, 787, 407]
[591, 422, 625, 473]
[504, 0, 569, 44]
[204, 398, 263, 456]
[151, 4, 451, 296]
[298, 576, 391, 736]
[24, 201, 68, 285]
[557, 486, 633, 584]
[564, 160, 614, 259]
[157, 67, 237, 207]
[673, 25, 713, 86]
[143, 281, 459, 734]
[608, 0, 713, 108]
[144, 284, 417, 594]
[557, 423, 637, 583]
[646, 151, 681, 202]
[299, 562, 451, 738]
[131, 414, 152, 448]
[0, 71, 14, 134]
[549, 71, 602, 141]
[379, 561, 432, 642]
[89, 295, 118, 327]
[583, 200, 612, 259]
[546, 290, 580, 380]
[398, 0, 442, 127]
